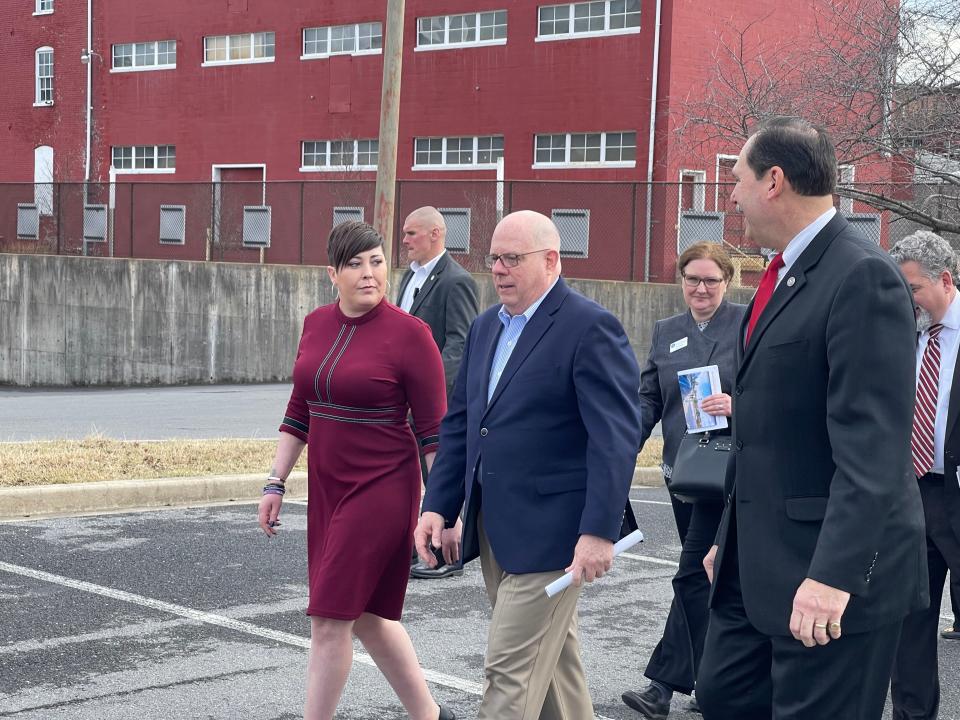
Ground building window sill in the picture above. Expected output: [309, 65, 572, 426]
[415, 39, 507, 52]
[110, 65, 176, 74]
[535, 27, 640, 43]
[411, 164, 499, 172]
[532, 161, 636, 170]
[201, 57, 275, 68]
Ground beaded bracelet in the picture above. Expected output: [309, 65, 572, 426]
[262, 482, 286, 496]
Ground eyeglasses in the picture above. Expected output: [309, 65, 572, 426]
[484, 248, 550, 269]
[681, 274, 725, 289]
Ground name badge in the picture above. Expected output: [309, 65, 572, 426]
[670, 337, 688, 353]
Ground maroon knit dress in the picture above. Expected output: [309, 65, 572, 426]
[279, 300, 445, 620]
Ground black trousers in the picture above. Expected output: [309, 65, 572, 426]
[697, 519, 903, 720]
[644, 496, 723, 694]
[891, 473, 960, 720]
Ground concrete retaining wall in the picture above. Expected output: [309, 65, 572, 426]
[0, 254, 753, 386]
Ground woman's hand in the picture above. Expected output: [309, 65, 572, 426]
[701, 392, 732, 417]
[258, 493, 283, 537]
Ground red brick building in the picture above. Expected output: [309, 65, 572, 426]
[1, 0, 885, 279]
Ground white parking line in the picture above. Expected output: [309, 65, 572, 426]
[629, 498, 672, 506]
[0, 560, 623, 718]
[0, 560, 481, 695]
[621, 552, 680, 568]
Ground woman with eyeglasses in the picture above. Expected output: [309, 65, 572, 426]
[622, 242, 746, 720]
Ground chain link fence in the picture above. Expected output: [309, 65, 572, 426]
[2, 180, 954, 286]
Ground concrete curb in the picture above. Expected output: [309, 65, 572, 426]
[0, 472, 309, 521]
[0, 467, 664, 521]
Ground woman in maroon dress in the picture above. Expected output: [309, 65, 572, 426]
[257, 222, 455, 720]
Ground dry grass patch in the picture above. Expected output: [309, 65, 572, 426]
[637, 437, 663, 470]
[0, 436, 307, 487]
[0, 435, 663, 487]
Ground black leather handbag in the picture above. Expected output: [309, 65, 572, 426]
[666, 431, 730, 503]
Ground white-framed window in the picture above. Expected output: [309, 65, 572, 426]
[552, 209, 590, 257]
[203, 32, 275, 66]
[34, 145, 54, 216]
[533, 131, 636, 168]
[439, 208, 471, 252]
[34, 0, 53, 15]
[413, 136, 503, 170]
[537, 0, 639, 41]
[302, 22, 383, 59]
[714, 153, 738, 210]
[838, 164, 855, 214]
[112, 40, 176, 72]
[159, 205, 186, 245]
[111, 145, 176, 173]
[35, 47, 53, 106]
[679, 170, 707, 212]
[301, 139, 379, 171]
[416, 10, 508, 50]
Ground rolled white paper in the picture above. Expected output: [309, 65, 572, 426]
[544, 528, 645, 597]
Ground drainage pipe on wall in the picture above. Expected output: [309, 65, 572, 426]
[84, 0, 92, 188]
[643, 0, 663, 282]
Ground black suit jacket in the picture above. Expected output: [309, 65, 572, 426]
[397, 253, 479, 396]
[638, 300, 747, 467]
[712, 213, 928, 636]
[936, 319, 960, 541]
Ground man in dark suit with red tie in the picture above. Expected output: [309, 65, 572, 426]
[696, 117, 928, 720]
[890, 231, 960, 720]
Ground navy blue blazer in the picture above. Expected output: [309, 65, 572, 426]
[422, 277, 642, 574]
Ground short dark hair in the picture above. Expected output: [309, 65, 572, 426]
[677, 242, 734, 283]
[327, 221, 384, 271]
[746, 117, 837, 197]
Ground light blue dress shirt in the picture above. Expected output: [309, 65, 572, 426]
[487, 278, 559, 402]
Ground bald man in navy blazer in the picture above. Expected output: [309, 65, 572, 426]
[414, 210, 641, 720]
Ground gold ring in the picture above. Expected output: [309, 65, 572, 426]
[814, 623, 827, 630]
[829, 622, 841, 631]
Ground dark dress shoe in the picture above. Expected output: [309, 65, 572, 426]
[438, 704, 456, 720]
[410, 561, 464, 579]
[622, 682, 672, 720]
[942, 625, 960, 639]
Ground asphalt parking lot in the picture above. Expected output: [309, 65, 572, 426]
[0, 486, 956, 720]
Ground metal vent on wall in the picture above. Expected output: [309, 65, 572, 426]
[439, 208, 470, 253]
[83, 204, 108, 242]
[242, 205, 271, 248]
[17, 203, 39, 240]
[552, 209, 589, 258]
[332, 206, 364, 229]
[678, 211, 725, 253]
[844, 213, 881, 245]
[159, 205, 186, 245]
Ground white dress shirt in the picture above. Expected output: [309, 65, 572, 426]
[400, 250, 446, 313]
[917, 291, 960, 474]
[774, 207, 836, 288]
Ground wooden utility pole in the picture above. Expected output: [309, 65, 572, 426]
[373, 0, 405, 268]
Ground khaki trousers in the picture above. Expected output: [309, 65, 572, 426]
[477, 517, 594, 720]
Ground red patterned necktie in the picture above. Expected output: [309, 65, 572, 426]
[745, 253, 786, 346]
[912, 323, 944, 477]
